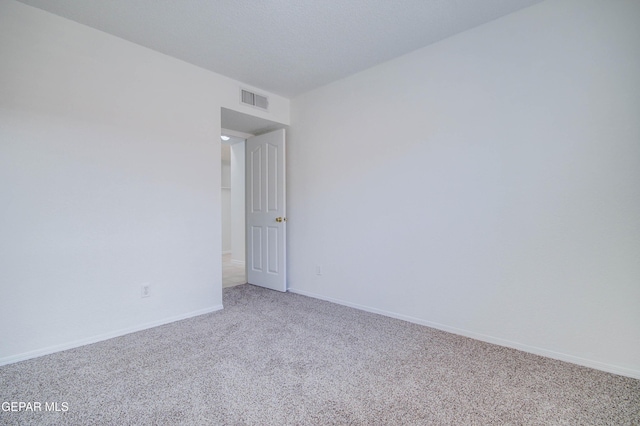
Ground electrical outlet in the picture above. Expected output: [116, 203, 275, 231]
[316, 265, 322, 276]
[141, 284, 150, 298]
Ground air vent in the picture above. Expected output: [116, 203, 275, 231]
[241, 89, 269, 111]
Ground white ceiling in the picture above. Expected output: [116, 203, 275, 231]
[16, 0, 543, 98]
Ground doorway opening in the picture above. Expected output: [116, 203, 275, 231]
[220, 107, 289, 293]
[221, 134, 247, 288]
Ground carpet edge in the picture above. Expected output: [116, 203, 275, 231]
[0, 304, 224, 367]
[287, 287, 640, 380]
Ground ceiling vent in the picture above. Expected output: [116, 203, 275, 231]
[241, 89, 269, 111]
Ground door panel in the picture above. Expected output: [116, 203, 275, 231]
[250, 147, 262, 212]
[250, 226, 262, 272]
[267, 226, 279, 273]
[246, 129, 286, 291]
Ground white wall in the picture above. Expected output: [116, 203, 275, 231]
[0, 0, 288, 364]
[230, 142, 246, 263]
[221, 144, 232, 253]
[288, 0, 640, 378]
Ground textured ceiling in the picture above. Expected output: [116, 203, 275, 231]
[16, 0, 543, 98]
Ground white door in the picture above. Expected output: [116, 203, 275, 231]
[246, 129, 286, 292]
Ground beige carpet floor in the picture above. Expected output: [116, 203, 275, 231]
[1, 284, 638, 425]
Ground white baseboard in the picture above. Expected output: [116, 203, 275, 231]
[288, 287, 640, 380]
[0, 305, 223, 367]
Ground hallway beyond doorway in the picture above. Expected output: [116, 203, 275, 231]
[223, 253, 246, 288]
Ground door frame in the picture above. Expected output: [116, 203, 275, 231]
[220, 127, 287, 291]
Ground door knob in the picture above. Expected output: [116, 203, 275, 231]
[275, 217, 287, 222]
